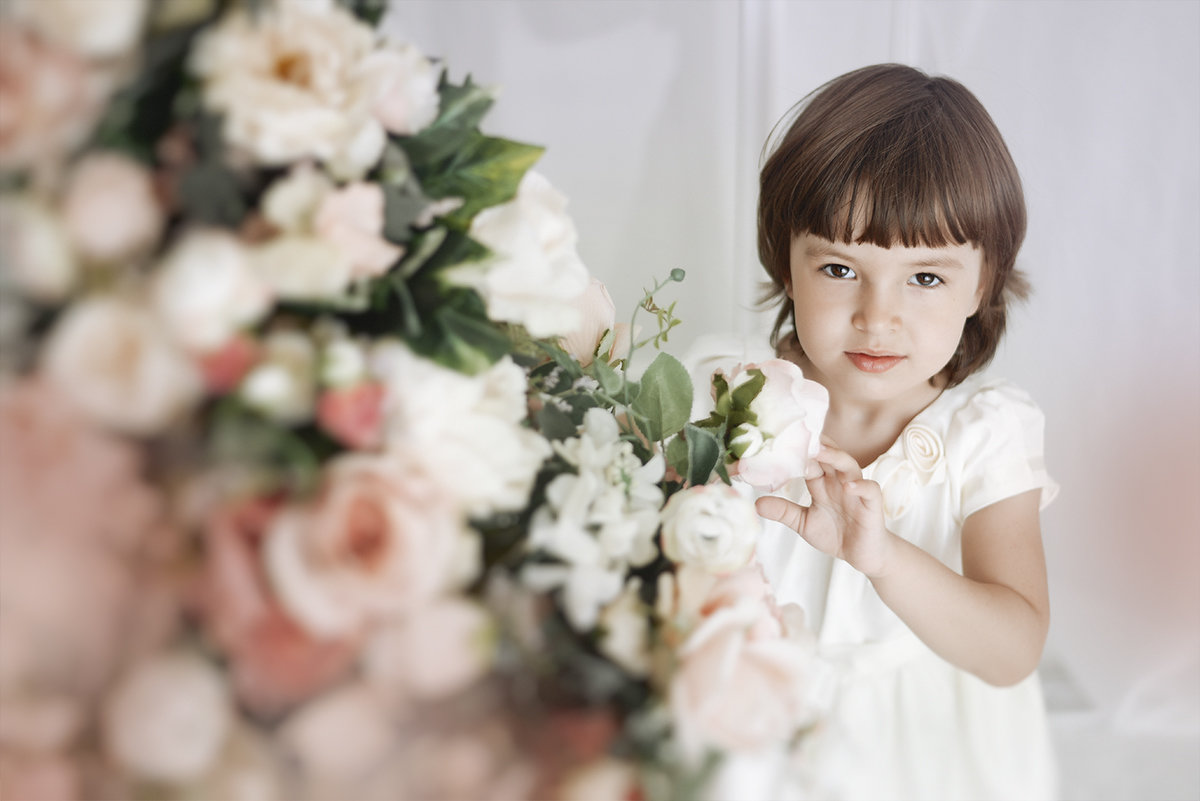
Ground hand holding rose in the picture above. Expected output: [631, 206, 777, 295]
[755, 441, 896, 578]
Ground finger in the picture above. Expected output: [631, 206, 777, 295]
[815, 444, 864, 480]
[755, 495, 808, 532]
[843, 478, 883, 515]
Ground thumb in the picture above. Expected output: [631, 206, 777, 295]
[755, 495, 807, 532]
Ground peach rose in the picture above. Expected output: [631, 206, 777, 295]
[60, 151, 164, 264]
[314, 182, 403, 280]
[264, 453, 470, 637]
[0, 25, 106, 172]
[198, 497, 359, 718]
[196, 334, 260, 394]
[668, 565, 813, 755]
[41, 296, 203, 434]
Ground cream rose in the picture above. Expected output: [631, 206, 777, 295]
[41, 296, 203, 434]
[261, 163, 335, 234]
[102, 651, 232, 782]
[264, 453, 468, 638]
[458, 171, 592, 338]
[0, 26, 107, 172]
[373, 343, 551, 517]
[249, 235, 355, 301]
[189, 0, 389, 179]
[0, 195, 78, 303]
[314, 183, 403, 280]
[724, 359, 829, 492]
[365, 42, 440, 136]
[239, 329, 317, 425]
[60, 152, 164, 264]
[153, 229, 271, 352]
[660, 483, 761, 573]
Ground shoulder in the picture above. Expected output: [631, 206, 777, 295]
[936, 374, 1059, 517]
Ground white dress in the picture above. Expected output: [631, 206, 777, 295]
[686, 336, 1061, 801]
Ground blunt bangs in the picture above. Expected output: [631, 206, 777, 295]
[757, 64, 1029, 385]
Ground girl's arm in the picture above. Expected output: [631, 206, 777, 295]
[756, 445, 1049, 687]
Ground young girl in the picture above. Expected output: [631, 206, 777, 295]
[700, 64, 1059, 800]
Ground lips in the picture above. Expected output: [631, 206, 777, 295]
[846, 351, 904, 373]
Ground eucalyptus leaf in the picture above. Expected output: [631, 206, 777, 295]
[630, 352, 692, 442]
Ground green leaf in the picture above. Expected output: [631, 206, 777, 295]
[665, 434, 689, 479]
[420, 133, 544, 224]
[536, 403, 578, 441]
[417, 304, 513, 374]
[394, 227, 447, 279]
[336, 0, 387, 27]
[683, 424, 722, 486]
[590, 358, 625, 397]
[730, 368, 766, 410]
[630, 352, 693, 442]
[400, 75, 496, 167]
[177, 163, 246, 227]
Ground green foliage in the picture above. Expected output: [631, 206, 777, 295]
[417, 133, 545, 226]
[630, 352, 692, 442]
[336, 0, 388, 27]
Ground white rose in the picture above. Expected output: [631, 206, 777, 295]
[558, 278, 617, 367]
[8, 0, 148, 60]
[724, 359, 829, 492]
[660, 483, 761, 573]
[366, 42, 440, 136]
[261, 163, 335, 234]
[279, 683, 394, 781]
[0, 195, 78, 302]
[102, 651, 232, 782]
[153, 229, 271, 352]
[189, 1, 388, 179]
[314, 182, 403, 280]
[61, 151, 164, 264]
[460, 171, 591, 337]
[373, 343, 550, 517]
[42, 296, 203, 434]
[239, 330, 317, 424]
[250, 235, 353, 301]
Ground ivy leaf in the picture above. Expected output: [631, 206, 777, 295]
[419, 132, 544, 224]
[630, 352, 692, 442]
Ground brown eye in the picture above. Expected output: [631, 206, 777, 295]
[820, 263, 855, 279]
[910, 272, 944, 287]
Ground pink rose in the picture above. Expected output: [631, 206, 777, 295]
[0, 25, 106, 172]
[61, 151, 164, 264]
[316, 381, 385, 450]
[198, 497, 359, 718]
[721, 359, 828, 491]
[196, 334, 260, 394]
[667, 565, 814, 755]
[264, 454, 468, 637]
[314, 182, 403, 280]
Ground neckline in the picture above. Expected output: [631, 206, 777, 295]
[861, 373, 981, 473]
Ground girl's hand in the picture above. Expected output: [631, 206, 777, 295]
[755, 441, 895, 577]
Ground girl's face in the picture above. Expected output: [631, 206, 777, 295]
[786, 233, 985, 409]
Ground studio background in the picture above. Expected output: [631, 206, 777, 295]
[385, 2, 1200, 798]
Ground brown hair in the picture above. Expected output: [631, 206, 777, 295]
[758, 64, 1029, 386]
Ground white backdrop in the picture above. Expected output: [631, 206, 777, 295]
[385, 0, 1200, 747]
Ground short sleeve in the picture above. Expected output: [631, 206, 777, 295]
[946, 380, 1059, 520]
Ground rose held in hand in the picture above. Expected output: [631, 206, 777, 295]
[721, 359, 828, 492]
[660, 484, 761, 573]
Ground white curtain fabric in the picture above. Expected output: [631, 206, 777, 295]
[384, 0, 1200, 739]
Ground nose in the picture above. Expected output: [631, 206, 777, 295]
[852, 285, 901, 335]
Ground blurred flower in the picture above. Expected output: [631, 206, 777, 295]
[42, 295, 203, 434]
[597, 579, 651, 676]
[722, 359, 828, 491]
[0, 194, 78, 302]
[278, 682, 394, 783]
[375, 343, 552, 517]
[249, 234, 355, 301]
[189, 0, 388, 179]
[153, 228, 271, 353]
[102, 650, 233, 782]
[0, 753, 80, 801]
[6, 0, 148, 60]
[460, 170, 591, 337]
[669, 566, 813, 755]
[660, 482, 761, 574]
[559, 277, 620, 367]
[316, 381, 386, 450]
[313, 182, 403, 279]
[264, 453, 468, 638]
[198, 497, 359, 718]
[0, 25, 108, 172]
[261, 162, 335, 234]
[239, 329, 317, 424]
[366, 42, 440, 136]
[61, 151, 163, 264]
[558, 756, 639, 801]
[363, 597, 495, 703]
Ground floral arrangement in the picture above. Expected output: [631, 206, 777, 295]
[0, 1, 831, 799]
